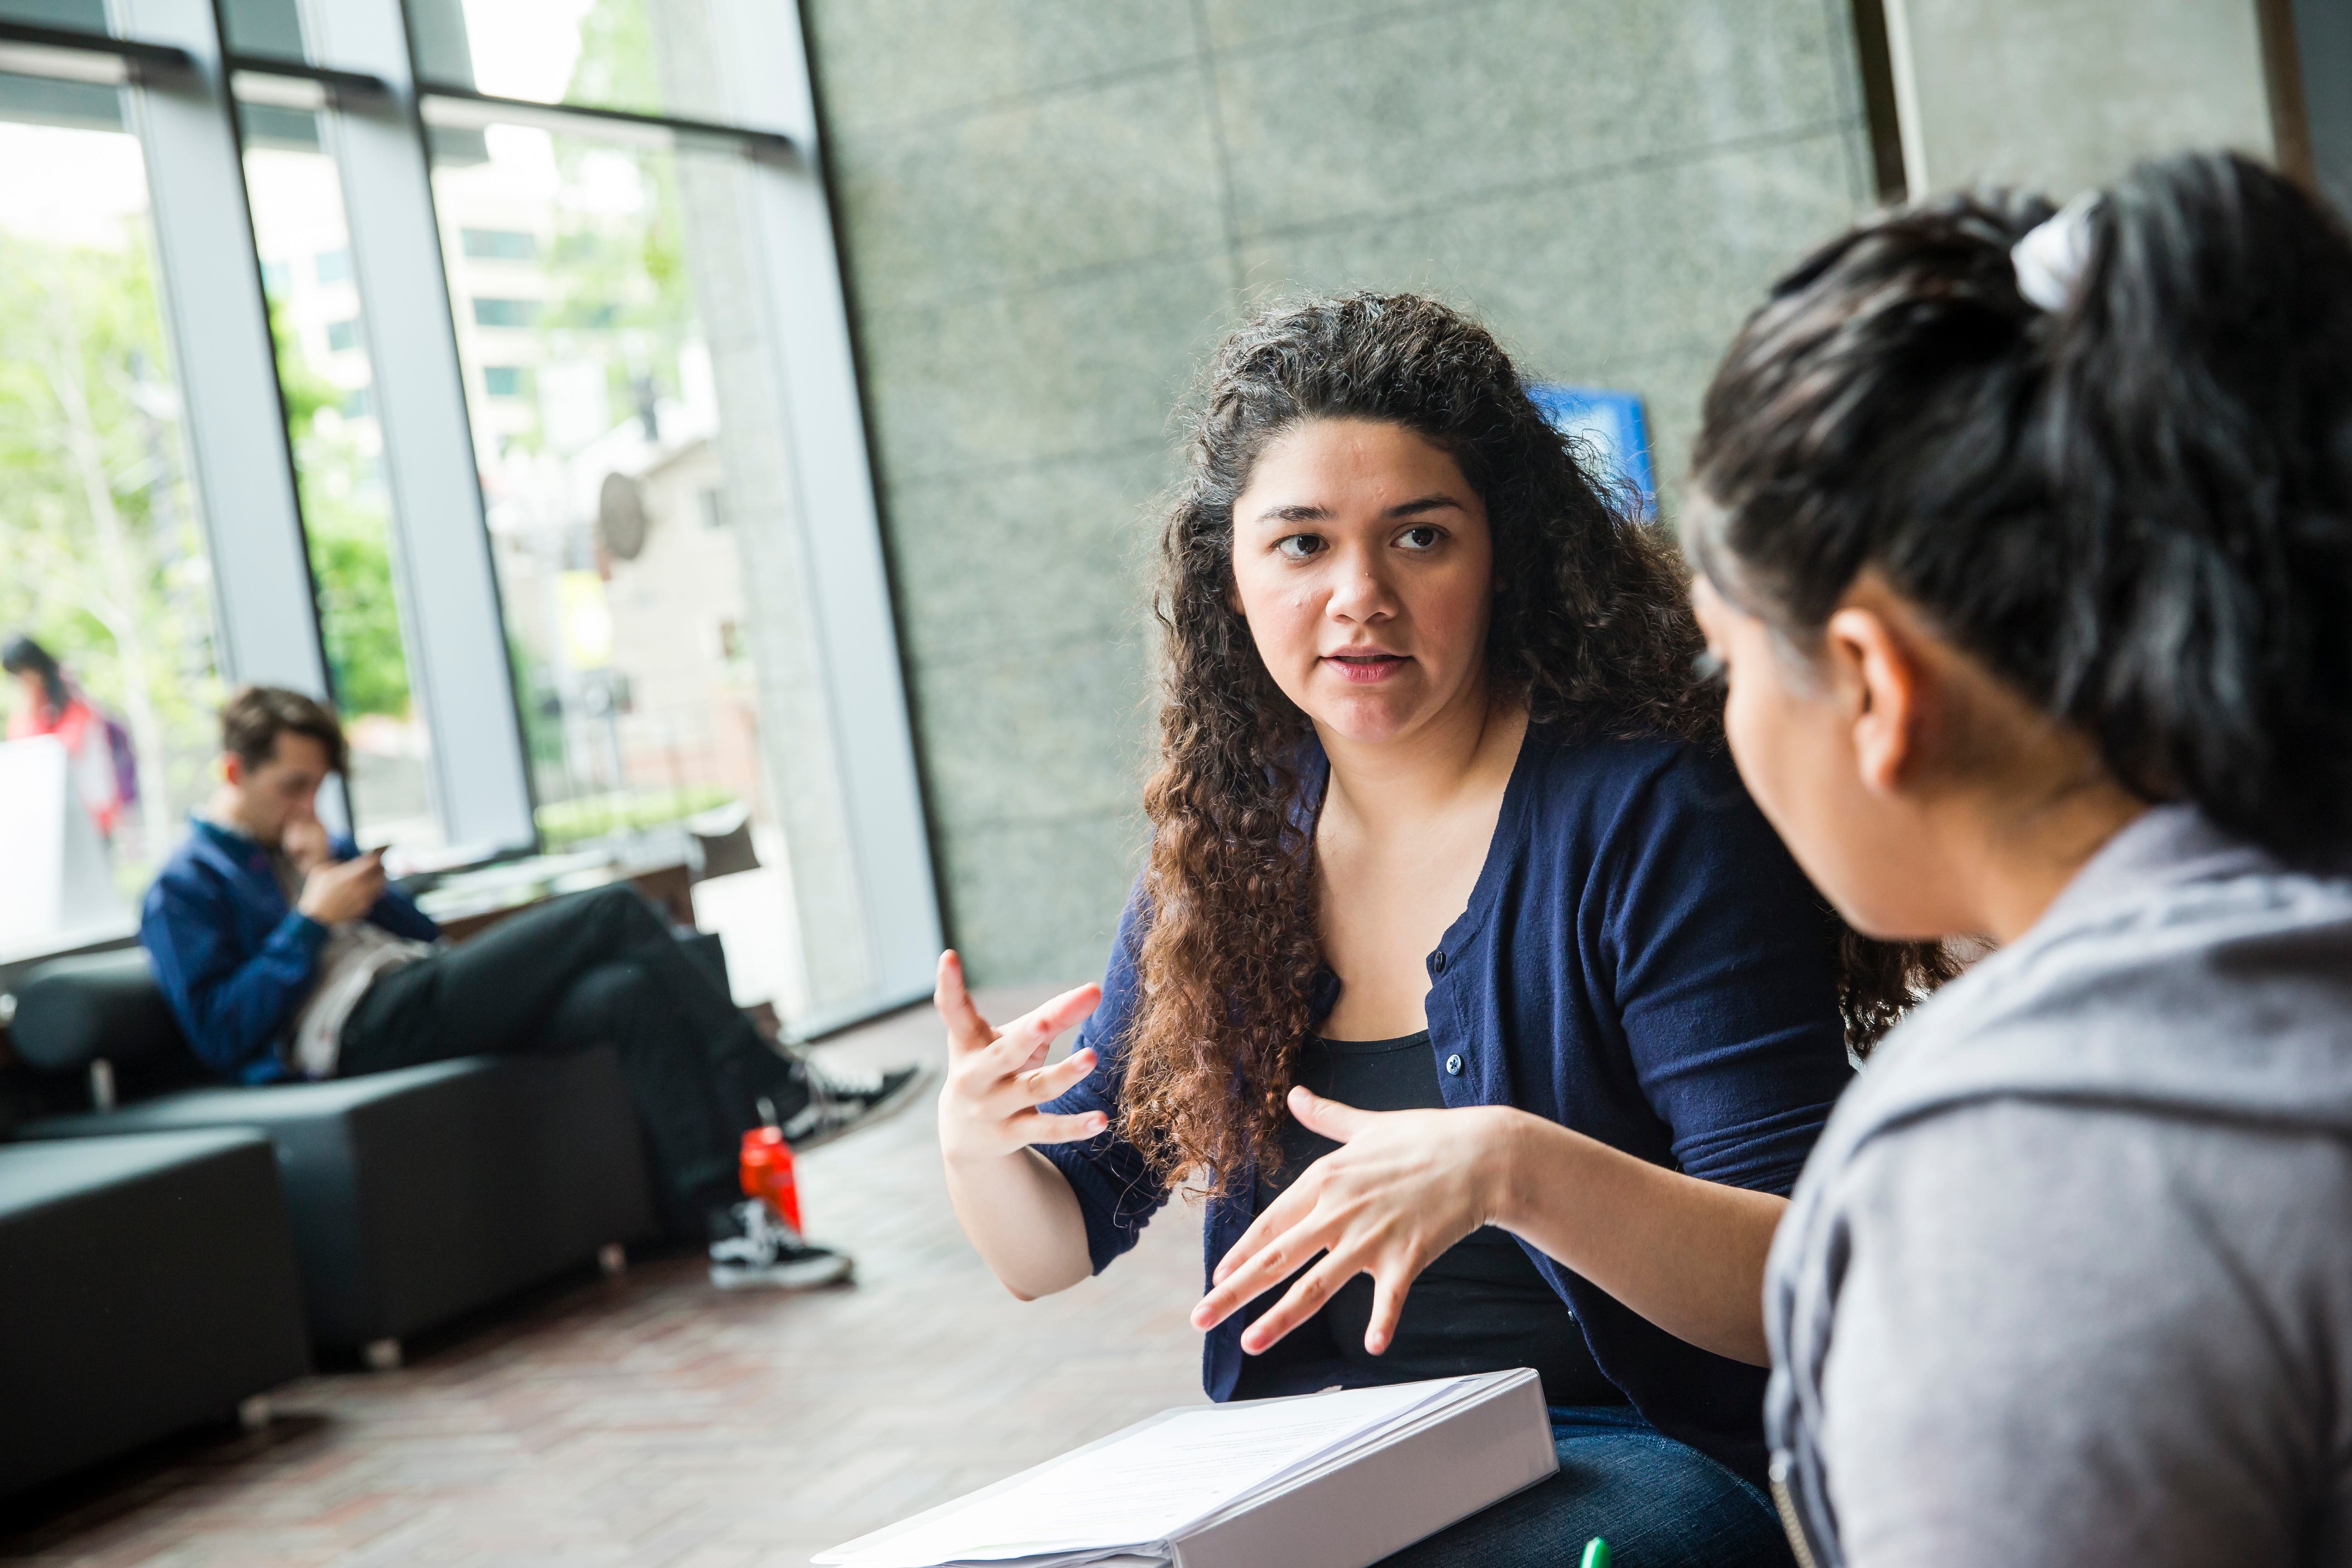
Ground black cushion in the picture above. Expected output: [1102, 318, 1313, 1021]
[677, 928, 728, 996]
[0, 1129, 310, 1497]
[11, 947, 186, 1074]
[20, 1051, 659, 1346]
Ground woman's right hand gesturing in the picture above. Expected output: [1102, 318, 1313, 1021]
[935, 950, 1109, 1163]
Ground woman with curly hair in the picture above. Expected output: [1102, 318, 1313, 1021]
[935, 293, 1933, 1565]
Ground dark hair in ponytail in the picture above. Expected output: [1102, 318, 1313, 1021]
[1690, 151, 2352, 865]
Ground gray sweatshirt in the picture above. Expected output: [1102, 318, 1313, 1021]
[1764, 806, 2352, 1568]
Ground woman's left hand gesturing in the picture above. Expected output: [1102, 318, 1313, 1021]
[1191, 1087, 1529, 1356]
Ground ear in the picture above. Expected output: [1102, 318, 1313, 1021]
[1823, 606, 1924, 794]
[220, 752, 244, 788]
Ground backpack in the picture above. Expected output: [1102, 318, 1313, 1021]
[103, 711, 138, 807]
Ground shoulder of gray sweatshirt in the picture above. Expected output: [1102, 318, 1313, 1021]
[1764, 806, 2352, 1568]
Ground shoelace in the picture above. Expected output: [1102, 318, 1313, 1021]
[782, 1085, 881, 1136]
[805, 1059, 886, 1102]
[715, 1199, 812, 1266]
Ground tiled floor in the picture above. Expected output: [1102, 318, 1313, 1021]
[0, 988, 1208, 1567]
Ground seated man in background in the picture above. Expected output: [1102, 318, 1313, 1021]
[141, 684, 924, 1290]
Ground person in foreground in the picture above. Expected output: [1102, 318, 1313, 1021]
[142, 685, 925, 1288]
[1686, 151, 2352, 1566]
[936, 294, 1940, 1567]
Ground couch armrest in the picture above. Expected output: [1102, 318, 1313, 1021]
[10, 948, 186, 1075]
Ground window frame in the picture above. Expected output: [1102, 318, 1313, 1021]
[0, 1, 942, 1027]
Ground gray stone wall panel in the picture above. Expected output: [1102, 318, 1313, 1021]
[807, 0, 1876, 984]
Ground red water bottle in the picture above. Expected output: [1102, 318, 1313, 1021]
[739, 1120, 803, 1234]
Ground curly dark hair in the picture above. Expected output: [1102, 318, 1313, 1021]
[1121, 292, 1946, 1193]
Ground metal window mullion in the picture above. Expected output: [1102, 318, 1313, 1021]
[110, 0, 336, 753]
[299, 0, 537, 855]
[414, 80, 794, 154]
[0, 18, 192, 81]
[728, 7, 942, 1006]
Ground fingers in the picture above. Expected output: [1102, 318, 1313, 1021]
[976, 1045, 1098, 1122]
[936, 960, 1107, 1163]
[1011, 1107, 1110, 1147]
[1194, 1237, 1302, 1330]
[1211, 1182, 1314, 1286]
[1197, 1183, 1327, 1328]
[934, 951, 1000, 1054]
[1196, 1205, 1329, 1329]
[1241, 1250, 1361, 1354]
[1287, 1085, 1376, 1144]
[1363, 1270, 1408, 1357]
[981, 983, 1102, 1074]
[1019, 1045, 1098, 1105]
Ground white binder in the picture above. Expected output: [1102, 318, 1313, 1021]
[814, 1369, 1558, 1568]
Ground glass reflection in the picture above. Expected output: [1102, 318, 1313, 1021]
[242, 118, 441, 851]
[434, 121, 809, 1014]
[421, 0, 666, 118]
[0, 113, 218, 912]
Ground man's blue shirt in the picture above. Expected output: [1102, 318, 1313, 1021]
[1041, 725, 1853, 1487]
[139, 818, 441, 1083]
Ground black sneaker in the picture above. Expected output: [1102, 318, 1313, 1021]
[780, 1058, 932, 1152]
[708, 1200, 854, 1291]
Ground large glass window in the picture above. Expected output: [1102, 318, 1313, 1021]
[411, 0, 758, 129]
[0, 109, 219, 909]
[240, 111, 441, 852]
[0, 0, 938, 1024]
[434, 121, 808, 1008]
[0, 1, 112, 34]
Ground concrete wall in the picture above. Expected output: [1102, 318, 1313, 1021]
[1884, 0, 2276, 198]
[802, 0, 1884, 985]
[2293, 0, 2352, 218]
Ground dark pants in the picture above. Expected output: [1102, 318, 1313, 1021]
[340, 884, 805, 1234]
[1376, 1405, 1792, 1568]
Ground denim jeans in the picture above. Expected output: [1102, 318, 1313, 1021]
[1373, 1404, 1793, 1568]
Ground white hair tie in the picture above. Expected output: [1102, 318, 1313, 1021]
[2010, 193, 2099, 313]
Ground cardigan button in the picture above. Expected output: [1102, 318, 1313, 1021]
[1444, 1053, 1464, 1076]
[1428, 950, 1448, 975]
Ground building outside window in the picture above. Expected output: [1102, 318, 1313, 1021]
[470, 297, 537, 328]
[460, 227, 537, 262]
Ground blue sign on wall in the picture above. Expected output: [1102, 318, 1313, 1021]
[1526, 383, 1656, 514]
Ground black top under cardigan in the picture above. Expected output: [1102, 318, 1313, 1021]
[1042, 724, 1853, 1485]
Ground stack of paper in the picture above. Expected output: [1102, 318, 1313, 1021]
[814, 1369, 1556, 1568]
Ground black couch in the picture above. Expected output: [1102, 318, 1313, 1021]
[0, 1127, 309, 1497]
[8, 947, 661, 1364]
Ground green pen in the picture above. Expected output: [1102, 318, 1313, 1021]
[1580, 1539, 1610, 1568]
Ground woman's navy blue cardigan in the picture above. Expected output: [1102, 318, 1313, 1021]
[1040, 723, 1853, 1485]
